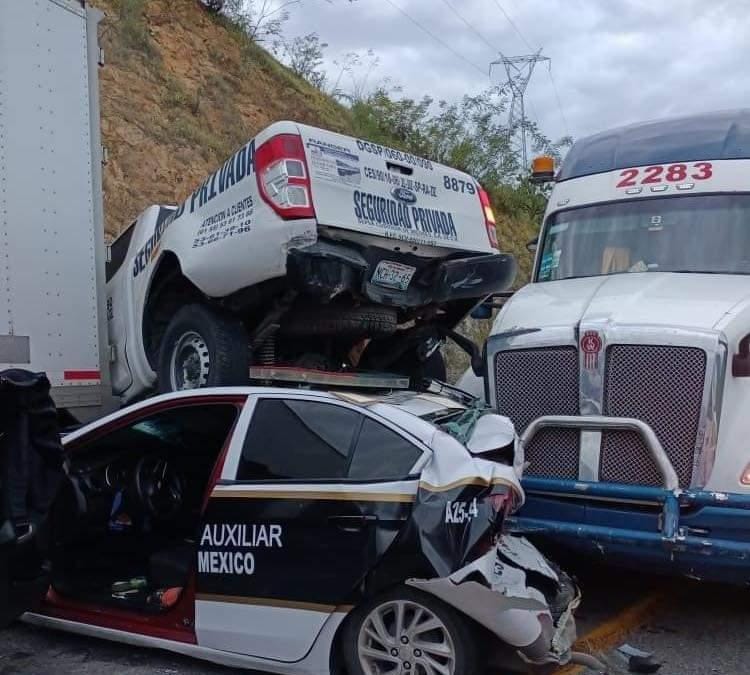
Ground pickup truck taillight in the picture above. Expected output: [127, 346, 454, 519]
[255, 134, 315, 219]
[478, 186, 499, 249]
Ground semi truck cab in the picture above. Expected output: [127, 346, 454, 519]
[481, 109, 750, 583]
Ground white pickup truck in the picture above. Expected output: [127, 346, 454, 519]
[106, 123, 515, 401]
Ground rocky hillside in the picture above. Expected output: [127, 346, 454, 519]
[93, 0, 352, 236]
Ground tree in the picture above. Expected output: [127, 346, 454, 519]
[280, 32, 328, 89]
[220, 0, 298, 43]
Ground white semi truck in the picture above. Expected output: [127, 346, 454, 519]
[469, 110, 750, 583]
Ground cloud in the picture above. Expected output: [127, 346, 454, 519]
[281, 0, 750, 143]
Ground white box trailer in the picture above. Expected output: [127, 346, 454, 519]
[0, 0, 114, 420]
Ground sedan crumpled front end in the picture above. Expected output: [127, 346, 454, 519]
[408, 534, 579, 670]
[388, 411, 580, 671]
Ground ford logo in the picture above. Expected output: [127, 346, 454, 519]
[391, 187, 417, 205]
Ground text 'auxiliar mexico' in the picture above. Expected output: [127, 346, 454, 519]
[198, 523, 283, 576]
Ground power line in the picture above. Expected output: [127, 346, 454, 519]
[439, 0, 499, 54]
[490, 0, 534, 52]
[489, 0, 570, 139]
[382, 0, 489, 77]
[491, 51, 549, 167]
[547, 64, 570, 138]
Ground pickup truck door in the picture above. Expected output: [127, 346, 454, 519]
[194, 393, 428, 663]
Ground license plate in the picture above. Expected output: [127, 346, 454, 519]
[371, 260, 416, 291]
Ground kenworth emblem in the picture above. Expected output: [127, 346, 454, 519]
[581, 330, 602, 369]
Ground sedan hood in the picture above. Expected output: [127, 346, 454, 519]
[497, 273, 750, 332]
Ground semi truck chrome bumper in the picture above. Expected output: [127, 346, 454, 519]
[510, 416, 750, 583]
[286, 240, 517, 307]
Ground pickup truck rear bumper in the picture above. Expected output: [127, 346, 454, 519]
[286, 240, 517, 308]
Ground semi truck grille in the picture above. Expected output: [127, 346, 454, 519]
[600, 345, 706, 488]
[494, 347, 580, 479]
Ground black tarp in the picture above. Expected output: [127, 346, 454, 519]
[0, 369, 64, 626]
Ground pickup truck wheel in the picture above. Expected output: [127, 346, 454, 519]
[157, 304, 248, 393]
[342, 586, 480, 675]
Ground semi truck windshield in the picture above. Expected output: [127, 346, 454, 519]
[537, 194, 750, 281]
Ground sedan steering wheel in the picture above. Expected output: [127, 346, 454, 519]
[134, 456, 183, 521]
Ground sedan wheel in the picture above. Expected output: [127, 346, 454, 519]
[358, 599, 455, 674]
[343, 587, 478, 675]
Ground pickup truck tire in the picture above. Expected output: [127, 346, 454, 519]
[157, 304, 248, 393]
[280, 305, 397, 338]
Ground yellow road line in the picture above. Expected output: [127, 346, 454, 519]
[557, 591, 667, 674]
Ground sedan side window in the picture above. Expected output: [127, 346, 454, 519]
[237, 399, 361, 481]
[347, 419, 422, 481]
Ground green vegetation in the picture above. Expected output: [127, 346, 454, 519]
[109, 0, 156, 59]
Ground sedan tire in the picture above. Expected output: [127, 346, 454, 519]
[342, 586, 480, 675]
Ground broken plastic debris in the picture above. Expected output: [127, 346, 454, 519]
[616, 643, 662, 673]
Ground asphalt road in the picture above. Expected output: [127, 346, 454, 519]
[1, 567, 747, 675]
[581, 578, 750, 675]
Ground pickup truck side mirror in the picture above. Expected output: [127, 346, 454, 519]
[526, 237, 538, 253]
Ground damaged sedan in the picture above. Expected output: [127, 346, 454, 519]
[1, 372, 579, 674]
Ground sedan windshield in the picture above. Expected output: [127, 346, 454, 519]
[537, 194, 750, 281]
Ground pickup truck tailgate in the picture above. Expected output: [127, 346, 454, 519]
[297, 124, 494, 254]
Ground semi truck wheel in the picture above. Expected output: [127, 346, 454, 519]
[157, 304, 248, 393]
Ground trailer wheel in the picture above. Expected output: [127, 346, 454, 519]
[157, 304, 248, 393]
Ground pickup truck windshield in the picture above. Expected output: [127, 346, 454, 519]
[537, 194, 750, 281]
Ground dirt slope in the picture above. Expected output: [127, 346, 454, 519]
[92, 0, 352, 236]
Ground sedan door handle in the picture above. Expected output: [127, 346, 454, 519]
[328, 515, 378, 531]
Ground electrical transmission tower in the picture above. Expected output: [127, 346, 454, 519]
[491, 50, 550, 168]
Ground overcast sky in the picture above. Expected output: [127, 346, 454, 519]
[282, 0, 750, 144]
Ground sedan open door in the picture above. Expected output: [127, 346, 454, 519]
[0, 370, 64, 627]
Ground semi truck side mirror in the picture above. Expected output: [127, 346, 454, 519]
[732, 334, 750, 377]
[526, 237, 538, 253]
[470, 302, 493, 320]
